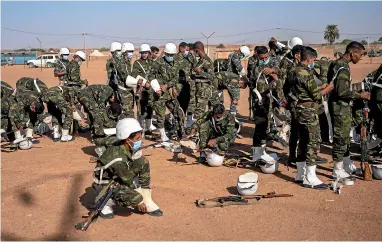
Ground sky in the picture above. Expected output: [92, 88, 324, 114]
[1, 1, 382, 49]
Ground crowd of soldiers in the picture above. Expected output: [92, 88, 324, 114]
[1, 36, 382, 218]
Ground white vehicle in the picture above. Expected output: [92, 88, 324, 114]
[27, 53, 59, 68]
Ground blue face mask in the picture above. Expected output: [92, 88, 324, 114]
[195, 53, 199, 57]
[62, 55, 69, 61]
[78, 60, 82, 66]
[116, 51, 122, 58]
[259, 58, 270, 66]
[131, 140, 142, 151]
[127, 52, 133, 59]
[165, 56, 174, 62]
[183, 51, 189, 57]
[308, 63, 315, 70]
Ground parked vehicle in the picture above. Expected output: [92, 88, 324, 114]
[368, 50, 382, 57]
[27, 53, 59, 68]
[1, 51, 36, 65]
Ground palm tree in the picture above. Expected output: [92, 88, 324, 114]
[324, 25, 340, 45]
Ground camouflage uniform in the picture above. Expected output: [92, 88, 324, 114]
[106, 56, 134, 118]
[9, 90, 42, 132]
[15, 77, 48, 98]
[247, 55, 258, 80]
[54, 58, 69, 85]
[93, 144, 151, 207]
[191, 110, 236, 151]
[78, 84, 114, 125]
[93, 106, 120, 148]
[41, 86, 74, 130]
[66, 60, 87, 90]
[227, 52, 244, 75]
[175, 53, 196, 114]
[249, 57, 282, 146]
[369, 65, 382, 138]
[211, 71, 241, 109]
[1, 81, 15, 133]
[290, 64, 322, 166]
[192, 55, 215, 119]
[328, 58, 361, 163]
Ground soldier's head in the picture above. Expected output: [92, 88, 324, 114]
[291, 44, 304, 63]
[31, 101, 44, 114]
[256, 46, 269, 66]
[139, 44, 151, 60]
[164, 43, 177, 62]
[212, 103, 225, 121]
[74, 51, 86, 65]
[110, 42, 122, 58]
[268, 37, 278, 51]
[59, 48, 70, 61]
[107, 103, 122, 120]
[239, 76, 249, 89]
[300, 46, 318, 69]
[150, 46, 159, 60]
[122, 42, 135, 60]
[179, 42, 189, 56]
[188, 43, 195, 55]
[193, 41, 205, 57]
[116, 118, 143, 152]
[345, 41, 365, 64]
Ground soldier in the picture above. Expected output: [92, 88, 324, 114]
[131, 44, 156, 134]
[54, 47, 70, 86]
[41, 85, 76, 142]
[192, 41, 216, 120]
[15, 77, 48, 98]
[150, 46, 160, 61]
[328, 41, 370, 182]
[1, 81, 15, 140]
[175, 42, 196, 127]
[66, 51, 88, 90]
[289, 46, 329, 189]
[247, 46, 259, 80]
[188, 104, 237, 163]
[92, 118, 163, 218]
[227, 45, 250, 76]
[93, 103, 123, 157]
[268, 37, 288, 62]
[106, 42, 134, 118]
[249, 46, 282, 162]
[9, 90, 44, 142]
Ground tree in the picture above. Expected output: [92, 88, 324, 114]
[361, 40, 368, 45]
[341, 39, 353, 45]
[379, 37, 382, 42]
[100, 47, 109, 52]
[216, 43, 225, 49]
[324, 24, 340, 45]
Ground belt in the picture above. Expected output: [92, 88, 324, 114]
[67, 81, 82, 87]
[195, 79, 210, 83]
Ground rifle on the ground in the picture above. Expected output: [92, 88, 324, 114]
[196, 191, 293, 208]
[360, 82, 373, 181]
[74, 182, 119, 231]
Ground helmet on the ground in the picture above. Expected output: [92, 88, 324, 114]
[239, 46, 250, 58]
[18, 140, 32, 150]
[116, 118, 143, 140]
[164, 43, 177, 54]
[59, 48, 69, 55]
[206, 151, 224, 167]
[372, 164, 382, 180]
[287, 37, 303, 49]
[237, 172, 259, 195]
[140, 44, 151, 53]
[110, 42, 122, 52]
[122, 42, 134, 53]
[260, 159, 279, 174]
[75, 51, 86, 61]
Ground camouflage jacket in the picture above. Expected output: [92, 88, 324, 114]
[93, 106, 120, 137]
[66, 60, 86, 87]
[227, 52, 243, 75]
[131, 58, 154, 80]
[175, 53, 195, 81]
[1, 81, 14, 99]
[9, 90, 42, 129]
[279, 52, 295, 86]
[191, 54, 214, 81]
[149, 57, 182, 89]
[328, 58, 360, 103]
[78, 84, 113, 105]
[94, 143, 151, 205]
[313, 59, 329, 85]
[213, 71, 241, 101]
[15, 77, 48, 96]
[41, 86, 76, 106]
[120, 56, 133, 79]
[250, 56, 282, 98]
[247, 55, 258, 80]
[290, 63, 322, 104]
[54, 58, 69, 82]
[191, 110, 237, 144]
[106, 56, 128, 88]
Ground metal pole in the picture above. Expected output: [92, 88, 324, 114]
[201, 32, 215, 57]
[36, 37, 42, 72]
[83, 33, 88, 68]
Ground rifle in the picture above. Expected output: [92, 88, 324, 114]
[360, 83, 373, 181]
[196, 191, 293, 208]
[248, 88, 252, 120]
[135, 81, 144, 124]
[169, 89, 185, 139]
[74, 182, 119, 231]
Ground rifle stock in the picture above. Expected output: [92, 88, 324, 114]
[361, 85, 373, 181]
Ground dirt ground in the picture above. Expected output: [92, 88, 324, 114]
[1, 57, 382, 241]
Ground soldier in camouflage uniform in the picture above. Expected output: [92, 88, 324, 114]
[149, 46, 160, 62]
[106, 42, 134, 118]
[328, 41, 370, 181]
[174, 42, 196, 127]
[268, 37, 288, 63]
[188, 104, 237, 163]
[227, 46, 248, 76]
[54, 47, 70, 86]
[1, 81, 16, 140]
[9, 90, 44, 141]
[192, 41, 216, 120]
[66, 51, 88, 90]
[211, 71, 248, 115]
[92, 118, 163, 218]
[93, 103, 123, 157]
[15, 77, 48, 98]
[41, 85, 77, 142]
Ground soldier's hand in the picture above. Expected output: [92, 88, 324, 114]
[320, 84, 328, 90]
[155, 90, 162, 96]
[170, 87, 178, 97]
[208, 139, 217, 147]
[281, 98, 288, 107]
[188, 129, 196, 137]
[137, 203, 148, 213]
[194, 67, 201, 73]
[160, 84, 167, 93]
[145, 82, 151, 89]
[263, 68, 274, 75]
[360, 92, 371, 100]
[270, 74, 278, 81]
[232, 99, 238, 105]
[84, 79, 88, 86]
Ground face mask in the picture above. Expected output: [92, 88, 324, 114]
[78, 61, 82, 66]
[165, 56, 174, 62]
[116, 51, 122, 58]
[194, 53, 199, 57]
[62, 55, 68, 60]
[259, 58, 270, 66]
[131, 140, 142, 151]
[308, 63, 315, 70]
[183, 51, 189, 57]
[127, 52, 133, 59]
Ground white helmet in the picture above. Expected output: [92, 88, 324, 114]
[59, 48, 69, 55]
[237, 172, 259, 196]
[372, 165, 382, 180]
[122, 42, 134, 53]
[18, 140, 33, 150]
[75, 51, 86, 61]
[110, 42, 122, 52]
[140, 44, 151, 53]
[287, 37, 303, 49]
[164, 43, 177, 54]
[116, 118, 143, 140]
[235, 118, 241, 134]
[206, 151, 224, 167]
[239, 45, 250, 58]
[126, 75, 147, 88]
[260, 160, 279, 174]
[150, 79, 161, 92]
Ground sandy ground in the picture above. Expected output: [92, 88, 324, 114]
[1, 58, 382, 241]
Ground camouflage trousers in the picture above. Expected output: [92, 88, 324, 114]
[195, 82, 213, 119]
[296, 104, 321, 166]
[94, 135, 118, 147]
[9, 103, 38, 132]
[117, 88, 134, 119]
[138, 89, 153, 120]
[1, 97, 13, 133]
[152, 92, 176, 129]
[199, 121, 233, 151]
[252, 94, 271, 146]
[330, 102, 351, 163]
[289, 107, 299, 159]
[45, 96, 73, 130]
[177, 78, 196, 114]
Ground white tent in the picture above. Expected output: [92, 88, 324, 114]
[89, 49, 105, 57]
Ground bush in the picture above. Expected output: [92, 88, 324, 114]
[100, 47, 109, 52]
[216, 44, 225, 49]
